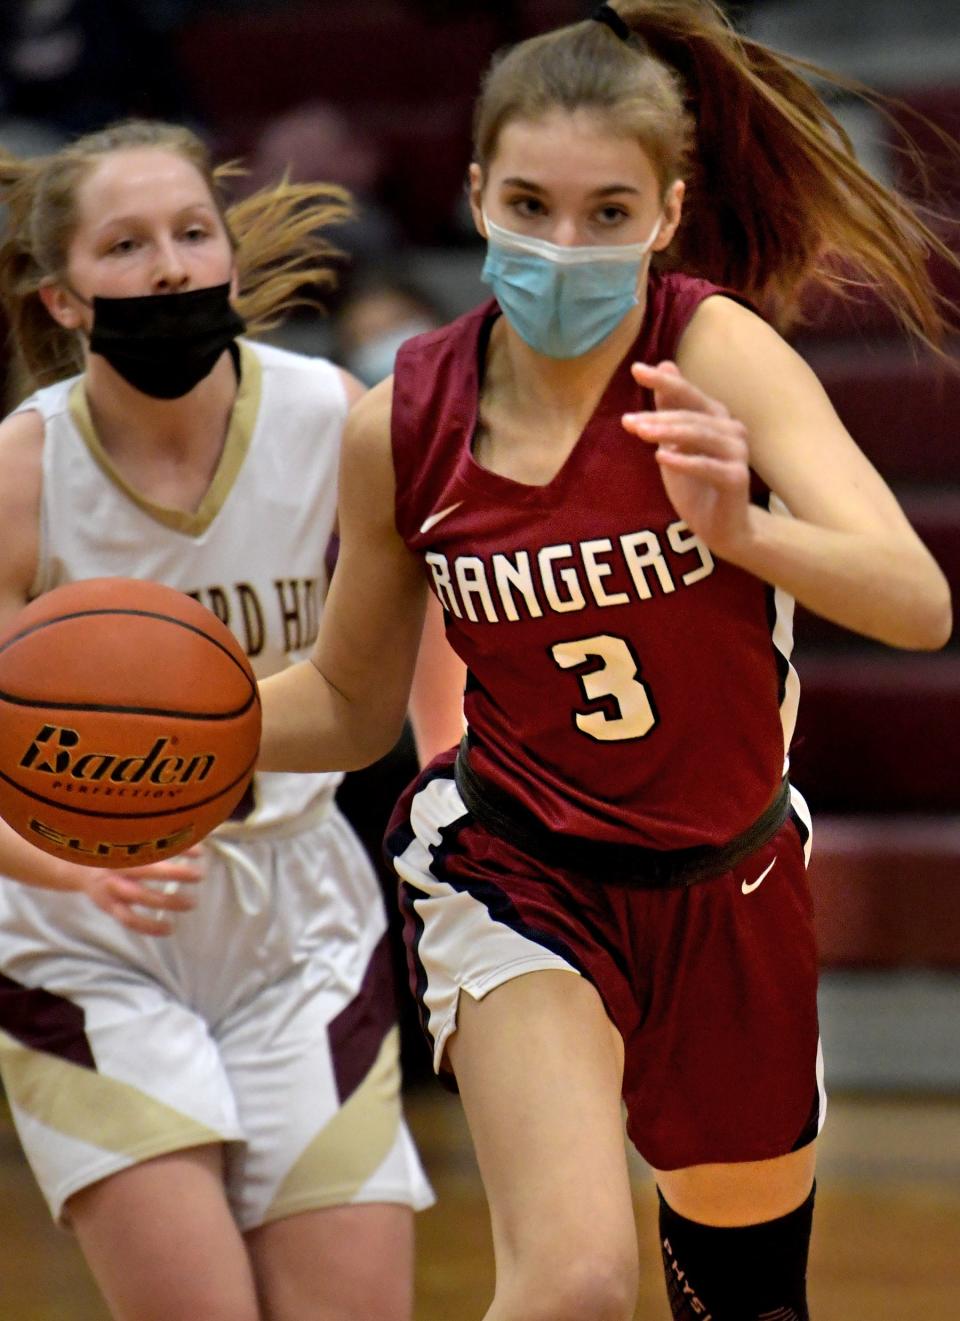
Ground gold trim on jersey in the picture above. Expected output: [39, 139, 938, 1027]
[67, 341, 263, 537]
[0, 1029, 225, 1160]
[261, 1026, 403, 1223]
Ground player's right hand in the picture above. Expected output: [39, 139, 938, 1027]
[78, 848, 204, 936]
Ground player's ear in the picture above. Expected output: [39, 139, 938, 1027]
[468, 164, 487, 240]
[38, 280, 85, 331]
[653, 179, 685, 253]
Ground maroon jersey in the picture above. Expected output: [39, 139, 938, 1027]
[392, 272, 798, 850]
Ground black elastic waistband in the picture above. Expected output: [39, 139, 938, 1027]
[453, 742, 790, 888]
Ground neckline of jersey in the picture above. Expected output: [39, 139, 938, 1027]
[68, 341, 263, 537]
[457, 279, 659, 502]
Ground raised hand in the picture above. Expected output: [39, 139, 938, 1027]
[622, 360, 753, 558]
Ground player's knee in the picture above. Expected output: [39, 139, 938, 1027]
[501, 1249, 638, 1321]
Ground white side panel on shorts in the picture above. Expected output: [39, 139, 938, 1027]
[394, 775, 579, 1073]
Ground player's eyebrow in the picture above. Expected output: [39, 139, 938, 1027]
[92, 203, 217, 237]
[499, 176, 642, 198]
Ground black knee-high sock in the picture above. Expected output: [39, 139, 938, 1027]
[658, 1183, 815, 1320]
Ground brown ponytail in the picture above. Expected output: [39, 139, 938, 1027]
[0, 120, 351, 390]
[473, 0, 959, 347]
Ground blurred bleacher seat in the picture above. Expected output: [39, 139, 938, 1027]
[748, 0, 960, 993]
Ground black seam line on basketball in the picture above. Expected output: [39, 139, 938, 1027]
[0, 608, 254, 684]
[1, 755, 259, 821]
[0, 687, 257, 720]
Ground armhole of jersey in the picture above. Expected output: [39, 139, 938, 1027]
[304, 356, 351, 479]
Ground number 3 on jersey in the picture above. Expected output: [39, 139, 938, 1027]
[551, 634, 659, 742]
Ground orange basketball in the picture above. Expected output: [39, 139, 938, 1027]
[0, 577, 261, 868]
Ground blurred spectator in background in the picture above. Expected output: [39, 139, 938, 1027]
[0, 0, 197, 141]
[241, 101, 400, 266]
[333, 271, 444, 386]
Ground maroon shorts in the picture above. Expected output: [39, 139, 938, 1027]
[386, 751, 824, 1172]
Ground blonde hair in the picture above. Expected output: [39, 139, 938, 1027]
[0, 119, 351, 388]
[473, 0, 959, 346]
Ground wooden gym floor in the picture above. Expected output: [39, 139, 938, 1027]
[2, 1085, 958, 1319]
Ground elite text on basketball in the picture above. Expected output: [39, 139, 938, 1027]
[28, 818, 195, 860]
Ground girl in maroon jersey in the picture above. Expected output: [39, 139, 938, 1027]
[258, 3, 955, 1317]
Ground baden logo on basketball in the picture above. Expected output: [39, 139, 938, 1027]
[0, 578, 261, 867]
[19, 724, 216, 786]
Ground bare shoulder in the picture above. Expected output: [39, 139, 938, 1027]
[676, 294, 826, 417]
[676, 291, 876, 502]
[338, 375, 398, 533]
[0, 404, 45, 457]
[0, 407, 45, 512]
[0, 408, 45, 611]
[679, 292, 789, 354]
[342, 374, 394, 461]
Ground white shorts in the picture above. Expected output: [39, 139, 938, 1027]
[0, 801, 433, 1228]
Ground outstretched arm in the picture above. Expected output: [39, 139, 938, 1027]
[621, 296, 951, 650]
[258, 379, 433, 773]
[341, 363, 464, 766]
[408, 592, 465, 766]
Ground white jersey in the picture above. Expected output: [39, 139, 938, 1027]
[15, 339, 343, 833]
[0, 342, 434, 1225]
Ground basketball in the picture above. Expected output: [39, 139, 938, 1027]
[0, 578, 261, 868]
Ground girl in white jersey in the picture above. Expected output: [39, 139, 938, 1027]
[0, 120, 463, 1321]
[254, 3, 956, 1319]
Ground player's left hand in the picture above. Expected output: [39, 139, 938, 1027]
[622, 360, 752, 557]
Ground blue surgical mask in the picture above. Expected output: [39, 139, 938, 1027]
[480, 212, 662, 359]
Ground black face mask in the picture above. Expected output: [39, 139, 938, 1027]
[87, 283, 246, 399]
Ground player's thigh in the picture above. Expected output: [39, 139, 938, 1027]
[246, 1201, 414, 1321]
[448, 969, 637, 1282]
[655, 1142, 817, 1227]
[0, 947, 242, 1225]
[68, 1144, 260, 1321]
